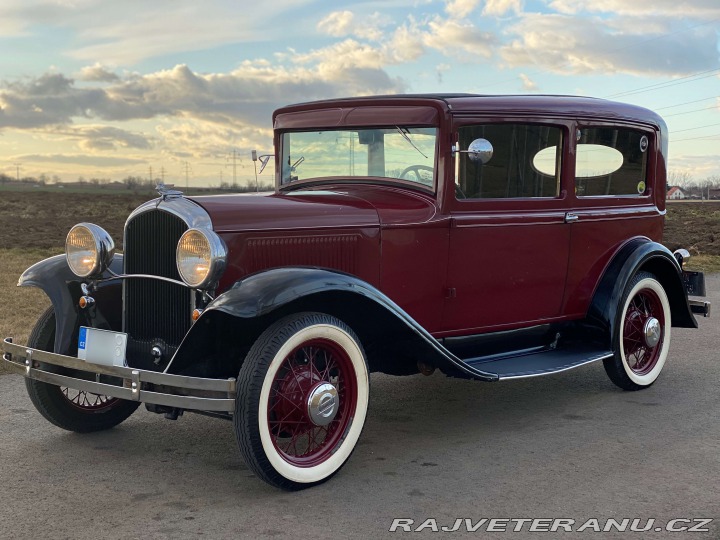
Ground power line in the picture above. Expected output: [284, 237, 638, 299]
[663, 104, 719, 118]
[655, 95, 719, 110]
[670, 133, 720, 143]
[603, 68, 720, 99]
[671, 122, 720, 133]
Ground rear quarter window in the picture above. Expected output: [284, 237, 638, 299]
[574, 127, 649, 197]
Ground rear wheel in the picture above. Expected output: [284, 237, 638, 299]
[235, 313, 369, 490]
[24, 307, 140, 432]
[603, 272, 671, 391]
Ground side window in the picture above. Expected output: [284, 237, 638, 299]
[575, 127, 649, 196]
[456, 124, 562, 199]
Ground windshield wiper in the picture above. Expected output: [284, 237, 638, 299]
[395, 126, 428, 159]
[291, 156, 305, 171]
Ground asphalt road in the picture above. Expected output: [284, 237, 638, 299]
[1, 277, 719, 540]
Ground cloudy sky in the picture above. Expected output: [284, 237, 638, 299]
[1, 0, 719, 186]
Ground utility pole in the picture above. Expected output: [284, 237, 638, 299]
[160, 166, 166, 183]
[149, 166, 154, 185]
[14, 163, 20, 182]
[227, 150, 241, 188]
[182, 161, 192, 191]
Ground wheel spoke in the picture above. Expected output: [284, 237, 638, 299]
[265, 334, 360, 464]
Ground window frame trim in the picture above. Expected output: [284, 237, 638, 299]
[278, 126, 440, 194]
[448, 117, 572, 211]
[572, 122, 654, 200]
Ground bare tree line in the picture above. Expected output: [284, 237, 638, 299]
[0, 173, 272, 193]
[668, 171, 720, 199]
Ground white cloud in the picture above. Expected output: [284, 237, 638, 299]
[423, 17, 495, 57]
[317, 10, 355, 37]
[549, 0, 720, 18]
[0, 0, 315, 65]
[483, 0, 523, 16]
[78, 64, 119, 83]
[70, 126, 152, 151]
[500, 13, 720, 76]
[519, 73, 537, 91]
[316, 10, 391, 41]
[11, 153, 146, 167]
[445, 0, 481, 18]
[667, 153, 720, 180]
[0, 61, 405, 132]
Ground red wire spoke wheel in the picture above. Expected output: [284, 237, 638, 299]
[604, 272, 672, 390]
[61, 388, 121, 412]
[235, 313, 369, 490]
[621, 287, 665, 376]
[24, 307, 140, 432]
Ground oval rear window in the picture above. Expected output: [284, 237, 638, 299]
[532, 146, 558, 176]
[533, 144, 625, 178]
[575, 144, 624, 177]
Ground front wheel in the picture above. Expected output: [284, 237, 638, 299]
[603, 272, 671, 391]
[235, 313, 369, 490]
[24, 307, 140, 432]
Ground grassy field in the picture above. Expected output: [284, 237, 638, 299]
[0, 194, 718, 374]
[663, 201, 720, 272]
[0, 248, 56, 347]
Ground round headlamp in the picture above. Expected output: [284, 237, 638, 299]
[65, 223, 115, 278]
[176, 228, 227, 289]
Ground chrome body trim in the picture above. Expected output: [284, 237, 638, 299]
[673, 248, 690, 267]
[2, 338, 236, 412]
[125, 196, 213, 233]
[103, 273, 192, 289]
[689, 299, 711, 317]
[497, 352, 614, 380]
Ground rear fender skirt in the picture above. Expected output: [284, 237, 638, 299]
[168, 267, 499, 381]
[586, 238, 696, 345]
[17, 254, 124, 354]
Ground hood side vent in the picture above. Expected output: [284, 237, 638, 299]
[245, 235, 359, 274]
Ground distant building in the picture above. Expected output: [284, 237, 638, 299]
[666, 186, 685, 200]
[710, 188, 720, 200]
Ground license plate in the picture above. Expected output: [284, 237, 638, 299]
[78, 327, 128, 367]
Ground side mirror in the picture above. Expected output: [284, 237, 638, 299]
[453, 138, 493, 164]
[467, 138, 493, 164]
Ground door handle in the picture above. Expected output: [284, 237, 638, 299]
[565, 212, 579, 223]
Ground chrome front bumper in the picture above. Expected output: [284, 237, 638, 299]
[1, 337, 236, 412]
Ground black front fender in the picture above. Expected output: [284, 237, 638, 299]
[18, 254, 124, 354]
[168, 267, 498, 381]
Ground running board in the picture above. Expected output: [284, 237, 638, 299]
[462, 344, 613, 380]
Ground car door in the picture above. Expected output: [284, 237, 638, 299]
[442, 120, 572, 334]
[562, 122, 664, 318]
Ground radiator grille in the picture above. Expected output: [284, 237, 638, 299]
[123, 210, 192, 349]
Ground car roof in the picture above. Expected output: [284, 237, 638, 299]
[275, 94, 665, 129]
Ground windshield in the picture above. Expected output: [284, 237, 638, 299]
[280, 127, 437, 189]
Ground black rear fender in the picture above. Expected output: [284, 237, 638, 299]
[586, 238, 696, 346]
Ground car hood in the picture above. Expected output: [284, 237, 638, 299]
[190, 185, 438, 232]
[190, 190, 380, 232]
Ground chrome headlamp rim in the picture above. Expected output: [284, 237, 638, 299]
[65, 223, 115, 278]
[176, 228, 227, 289]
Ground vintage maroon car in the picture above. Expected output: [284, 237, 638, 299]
[1, 94, 710, 490]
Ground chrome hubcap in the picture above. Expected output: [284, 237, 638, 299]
[643, 317, 661, 348]
[307, 383, 338, 426]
